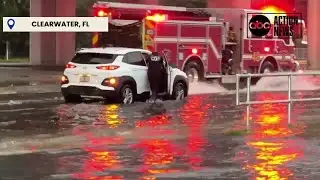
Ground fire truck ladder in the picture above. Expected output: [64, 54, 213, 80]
[235, 72, 320, 131]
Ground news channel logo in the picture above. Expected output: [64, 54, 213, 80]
[247, 13, 302, 38]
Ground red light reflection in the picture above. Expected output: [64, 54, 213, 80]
[179, 96, 211, 169]
[134, 96, 211, 178]
[133, 114, 182, 179]
[71, 104, 124, 179]
[240, 92, 306, 180]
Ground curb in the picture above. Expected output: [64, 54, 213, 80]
[0, 64, 65, 71]
[0, 92, 62, 102]
[0, 63, 31, 67]
[0, 81, 60, 87]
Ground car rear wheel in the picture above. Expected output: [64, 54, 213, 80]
[120, 84, 135, 104]
[172, 82, 186, 100]
[63, 94, 82, 104]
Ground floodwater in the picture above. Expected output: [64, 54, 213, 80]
[1, 75, 320, 179]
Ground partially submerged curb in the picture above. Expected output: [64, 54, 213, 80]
[0, 84, 62, 101]
[0, 92, 62, 102]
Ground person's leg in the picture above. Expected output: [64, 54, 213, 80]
[148, 73, 157, 102]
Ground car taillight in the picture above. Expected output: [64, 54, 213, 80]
[61, 75, 69, 84]
[96, 65, 119, 70]
[66, 63, 76, 68]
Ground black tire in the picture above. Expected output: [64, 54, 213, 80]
[63, 94, 82, 104]
[171, 82, 186, 100]
[184, 61, 204, 82]
[260, 61, 276, 73]
[119, 84, 135, 104]
[251, 61, 276, 85]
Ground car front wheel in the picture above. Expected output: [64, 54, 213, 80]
[172, 82, 186, 100]
[120, 84, 135, 104]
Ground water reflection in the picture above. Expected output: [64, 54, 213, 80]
[72, 104, 124, 179]
[57, 95, 213, 179]
[134, 95, 211, 179]
[180, 95, 211, 169]
[133, 113, 182, 179]
[96, 104, 124, 128]
[242, 92, 306, 180]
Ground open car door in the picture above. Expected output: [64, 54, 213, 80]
[160, 51, 172, 95]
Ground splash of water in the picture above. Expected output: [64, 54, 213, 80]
[188, 81, 228, 95]
[252, 76, 320, 92]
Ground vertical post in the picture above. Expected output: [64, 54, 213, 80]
[246, 75, 251, 130]
[5, 41, 9, 61]
[288, 74, 292, 124]
[236, 74, 239, 105]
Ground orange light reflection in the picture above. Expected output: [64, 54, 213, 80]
[71, 104, 124, 179]
[241, 92, 306, 180]
[134, 114, 182, 179]
[101, 104, 124, 128]
[180, 96, 210, 169]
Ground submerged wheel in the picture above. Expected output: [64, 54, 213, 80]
[119, 84, 135, 104]
[251, 61, 276, 85]
[172, 82, 186, 100]
[261, 61, 276, 73]
[184, 61, 204, 82]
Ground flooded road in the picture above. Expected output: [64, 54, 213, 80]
[1, 90, 320, 179]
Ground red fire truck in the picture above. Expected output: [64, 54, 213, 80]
[90, 2, 307, 84]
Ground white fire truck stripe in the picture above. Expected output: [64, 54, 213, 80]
[154, 37, 222, 58]
[154, 37, 293, 61]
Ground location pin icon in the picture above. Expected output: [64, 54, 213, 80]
[7, 19, 15, 30]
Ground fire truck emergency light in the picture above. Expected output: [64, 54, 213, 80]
[146, 13, 166, 22]
[98, 10, 106, 17]
[96, 9, 111, 17]
[192, 48, 198, 54]
[264, 47, 270, 52]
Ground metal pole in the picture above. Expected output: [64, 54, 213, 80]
[5, 41, 9, 61]
[288, 74, 292, 124]
[236, 75, 239, 105]
[246, 76, 251, 130]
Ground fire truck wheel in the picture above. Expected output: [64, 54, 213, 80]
[251, 61, 276, 85]
[184, 61, 204, 82]
[260, 61, 275, 73]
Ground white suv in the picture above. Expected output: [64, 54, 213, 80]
[61, 47, 189, 104]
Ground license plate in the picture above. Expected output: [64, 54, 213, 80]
[79, 75, 90, 82]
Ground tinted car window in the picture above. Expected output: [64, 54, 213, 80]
[142, 52, 150, 65]
[141, 53, 150, 60]
[71, 53, 117, 64]
[124, 52, 146, 66]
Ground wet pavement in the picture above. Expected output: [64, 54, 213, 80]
[0, 67, 61, 87]
[1, 90, 320, 179]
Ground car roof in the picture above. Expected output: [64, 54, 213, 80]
[77, 47, 151, 55]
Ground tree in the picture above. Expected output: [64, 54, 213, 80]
[0, 0, 30, 57]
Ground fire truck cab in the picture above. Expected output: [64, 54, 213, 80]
[91, 2, 307, 85]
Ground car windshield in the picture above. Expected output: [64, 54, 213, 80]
[71, 53, 118, 64]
